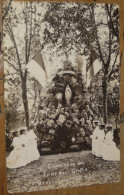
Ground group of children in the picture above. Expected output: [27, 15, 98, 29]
[6, 119, 120, 169]
[6, 125, 40, 169]
[90, 121, 120, 161]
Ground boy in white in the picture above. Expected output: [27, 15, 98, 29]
[91, 123, 105, 157]
[102, 124, 120, 161]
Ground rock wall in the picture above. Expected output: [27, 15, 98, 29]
[35, 63, 99, 155]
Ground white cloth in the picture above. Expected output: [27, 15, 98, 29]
[91, 126, 105, 157]
[102, 131, 120, 161]
[26, 130, 40, 162]
[6, 137, 27, 169]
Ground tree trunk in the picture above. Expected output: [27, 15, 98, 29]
[22, 79, 29, 129]
[115, 108, 119, 130]
[102, 78, 108, 124]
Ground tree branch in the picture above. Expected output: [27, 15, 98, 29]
[7, 25, 24, 80]
[90, 5, 105, 66]
[106, 4, 119, 41]
[4, 59, 19, 72]
[2, 0, 13, 21]
[25, 4, 28, 64]
[108, 50, 119, 81]
[107, 14, 113, 67]
[27, 3, 33, 61]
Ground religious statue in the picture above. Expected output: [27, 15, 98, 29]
[56, 92, 63, 102]
[65, 85, 72, 105]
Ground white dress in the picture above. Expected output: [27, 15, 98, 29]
[27, 130, 40, 162]
[102, 131, 120, 161]
[91, 127, 105, 157]
[6, 136, 27, 169]
[20, 134, 31, 165]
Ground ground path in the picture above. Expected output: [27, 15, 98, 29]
[7, 151, 120, 193]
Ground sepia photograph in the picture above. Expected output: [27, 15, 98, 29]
[3, 1, 120, 193]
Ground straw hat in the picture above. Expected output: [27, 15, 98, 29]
[99, 123, 105, 127]
[93, 120, 99, 124]
[19, 127, 27, 132]
[11, 129, 19, 134]
[106, 124, 112, 128]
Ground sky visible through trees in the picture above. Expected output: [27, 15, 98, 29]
[3, 1, 120, 129]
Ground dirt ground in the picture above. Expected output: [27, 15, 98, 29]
[6, 151, 120, 194]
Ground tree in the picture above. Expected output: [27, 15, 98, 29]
[5, 92, 20, 130]
[90, 4, 119, 123]
[43, 3, 95, 56]
[89, 66, 120, 127]
[43, 2, 120, 124]
[3, 2, 43, 128]
[27, 78, 43, 119]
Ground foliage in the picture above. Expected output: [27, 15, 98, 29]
[3, 1, 46, 127]
[3, 1, 120, 131]
[5, 92, 20, 130]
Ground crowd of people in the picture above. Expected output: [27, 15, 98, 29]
[90, 121, 120, 161]
[6, 125, 40, 169]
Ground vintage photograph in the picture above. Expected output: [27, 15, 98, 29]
[3, 1, 120, 193]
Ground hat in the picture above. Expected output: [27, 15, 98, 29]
[99, 123, 105, 127]
[29, 123, 35, 128]
[11, 129, 19, 133]
[106, 124, 112, 128]
[20, 127, 27, 132]
[93, 120, 99, 124]
[11, 129, 20, 136]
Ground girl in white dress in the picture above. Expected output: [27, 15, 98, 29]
[91, 123, 105, 157]
[6, 130, 27, 169]
[20, 128, 32, 165]
[102, 125, 120, 161]
[90, 120, 99, 155]
[27, 124, 40, 162]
